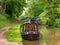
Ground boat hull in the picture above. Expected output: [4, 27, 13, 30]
[21, 33, 39, 41]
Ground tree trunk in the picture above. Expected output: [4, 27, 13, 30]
[1, 0, 7, 15]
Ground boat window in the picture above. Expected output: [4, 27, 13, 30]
[24, 25, 26, 32]
[25, 24, 29, 32]
[34, 24, 37, 31]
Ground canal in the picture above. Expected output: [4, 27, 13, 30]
[22, 26, 60, 45]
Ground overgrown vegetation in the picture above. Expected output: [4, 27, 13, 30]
[5, 19, 26, 42]
[5, 23, 22, 42]
[5, 0, 26, 18]
[24, 0, 60, 27]
[0, 14, 11, 29]
[0, 0, 60, 27]
[0, 0, 26, 29]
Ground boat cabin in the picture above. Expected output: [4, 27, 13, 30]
[21, 18, 39, 40]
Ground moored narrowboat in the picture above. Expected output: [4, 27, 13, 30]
[21, 18, 40, 40]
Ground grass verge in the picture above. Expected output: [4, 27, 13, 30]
[0, 14, 11, 29]
[5, 19, 26, 42]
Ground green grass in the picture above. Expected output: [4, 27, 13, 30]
[5, 24, 22, 42]
[5, 19, 26, 42]
[0, 14, 11, 29]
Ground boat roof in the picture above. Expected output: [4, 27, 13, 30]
[23, 22, 37, 25]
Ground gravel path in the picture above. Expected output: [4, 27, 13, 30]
[0, 25, 23, 45]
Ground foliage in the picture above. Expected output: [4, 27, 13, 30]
[25, 0, 48, 17]
[46, 0, 60, 26]
[5, 0, 26, 18]
[24, 0, 60, 26]
[0, 0, 60, 27]
[55, 19, 60, 27]
[48, 19, 56, 26]
[0, 14, 11, 29]
[0, 1, 1, 5]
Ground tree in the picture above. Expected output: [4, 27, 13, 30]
[25, 0, 48, 18]
[1, 0, 7, 14]
[24, 0, 60, 26]
[5, 0, 26, 18]
[46, 0, 60, 26]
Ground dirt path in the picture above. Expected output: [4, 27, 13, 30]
[0, 24, 23, 45]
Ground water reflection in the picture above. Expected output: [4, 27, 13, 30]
[40, 26, 60, 45]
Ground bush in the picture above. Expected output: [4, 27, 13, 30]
[5, 0, 26, 18]
[0, 14, 11, 29]
[48, 19, 56, 26]
[55, 19, 60, 27]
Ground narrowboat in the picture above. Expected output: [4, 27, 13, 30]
[21, 18, 40, 40]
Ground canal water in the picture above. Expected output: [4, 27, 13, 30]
[22, 26, 60, 45]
